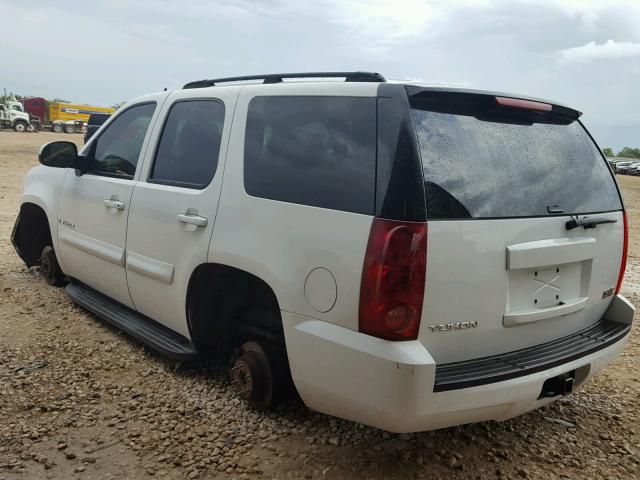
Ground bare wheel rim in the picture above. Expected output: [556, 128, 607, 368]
[231, 358, 255, 399]
[39, 246, 61, 286]
[230, 343, 275, 409]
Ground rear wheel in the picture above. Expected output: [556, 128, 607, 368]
[13, 121, 27, 132]
[229, 339, 288, 410]
[64, 124, 75, 134]
[52, 123, 63, 133]
[39, 246, 66, 287]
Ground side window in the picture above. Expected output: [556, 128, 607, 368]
[149, 100, 225, 188]
[244, 96, 376, 214]
[88, 103, 156, 178]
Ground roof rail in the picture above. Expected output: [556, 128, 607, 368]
[183, 71, 386, 89]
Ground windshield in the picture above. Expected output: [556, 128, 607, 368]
[410, 94, 622, 219]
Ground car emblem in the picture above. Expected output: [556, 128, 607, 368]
[429, 321, 478, 332]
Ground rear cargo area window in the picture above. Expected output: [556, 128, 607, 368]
[410, 95, 622, 219]
[244, 96, 376, 214]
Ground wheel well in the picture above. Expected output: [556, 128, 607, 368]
[186, 264, 283, 353]
[13, 203, 53, 267]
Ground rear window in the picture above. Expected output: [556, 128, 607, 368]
[410, 94, 622, 219]
[89, 113, 110, 126]
[150, 99, 224, 188]
[244, 96, 376, 214]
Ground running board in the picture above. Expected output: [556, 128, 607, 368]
[65, 282, 199, 361]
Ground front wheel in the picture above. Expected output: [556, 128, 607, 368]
[52, 123, 63, 133]
[13, 121, 27, 132]
[39, 246, 66, 287]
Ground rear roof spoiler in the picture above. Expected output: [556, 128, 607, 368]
[403, 85, 582, 119]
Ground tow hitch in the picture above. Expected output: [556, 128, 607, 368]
[539, 371, 575, 399]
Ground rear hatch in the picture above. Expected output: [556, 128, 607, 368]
[408, 88, 625, 363]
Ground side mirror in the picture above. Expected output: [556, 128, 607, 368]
[38, 141, 78, 168]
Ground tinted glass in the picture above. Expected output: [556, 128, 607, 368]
[410, 96, 622, 219]
[150, 100, 225, 188]
[245, 96, 376, 214]
[88, 113, 110, 127]
[89, 103, 155, 178]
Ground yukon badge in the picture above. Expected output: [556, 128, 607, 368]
[429, 321, 478, 333]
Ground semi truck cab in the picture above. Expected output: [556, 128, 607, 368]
[0, 99, 32, 132]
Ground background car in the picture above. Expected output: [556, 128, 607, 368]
[84, 112, 111, 143]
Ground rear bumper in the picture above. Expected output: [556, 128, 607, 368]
[283, 294, 634, 433]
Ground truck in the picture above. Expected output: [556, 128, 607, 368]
[0, 98, 34, 132]
[21, 97, 115, 133]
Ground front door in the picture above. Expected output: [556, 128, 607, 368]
[57, 101, 160, 308]
[125, 90, 236, 337]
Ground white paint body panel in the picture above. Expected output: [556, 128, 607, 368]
[19, 166, 67, 271]
[420, 212, 624, 363]
[124, 87, 240, 338]
[57, 173, 136, 307]
[284, 294, 632, 433]
[56, 93, 168, 308]
[210, 83, 378, 332]
[506, 237, 597, 269]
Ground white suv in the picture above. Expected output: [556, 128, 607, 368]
[11, 72, 635, 432]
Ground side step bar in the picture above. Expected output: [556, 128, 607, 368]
[65, 282, 199, 361]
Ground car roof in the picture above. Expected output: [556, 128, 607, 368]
[132, 76, 580, 116]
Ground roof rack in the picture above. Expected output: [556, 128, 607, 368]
[183, 71, 386, 89]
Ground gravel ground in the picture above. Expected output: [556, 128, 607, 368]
[1, 131, 639, 480]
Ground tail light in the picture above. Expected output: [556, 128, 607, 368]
[615, 211, 628, 295]
[359, 218, 427, 340]
[495, 96, 552, 111]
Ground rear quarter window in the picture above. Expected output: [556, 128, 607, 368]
[410, 94, 622, 219]
[244, 96, 376, 214]
[89, 113, 110, 126]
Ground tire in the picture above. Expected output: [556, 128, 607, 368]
[39, 246, 66, 287]
[64, 124, 75, 134]
[13, 121, 27, 133]
[229, 339, 289, 410]
[52, 123, 63, 133]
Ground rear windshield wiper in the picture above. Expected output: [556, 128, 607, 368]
[565, 216, 617, 231]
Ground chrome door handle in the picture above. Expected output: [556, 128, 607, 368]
[103, 199, 125, 210]
[178, 213, 208, 227]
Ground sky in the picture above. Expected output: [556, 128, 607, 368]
[1, 0, 639, 150]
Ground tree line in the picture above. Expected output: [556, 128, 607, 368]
[602, 147, 640, 159]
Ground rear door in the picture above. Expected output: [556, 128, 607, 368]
[124, 88, 236, 338]
[408, 89, 624, 363]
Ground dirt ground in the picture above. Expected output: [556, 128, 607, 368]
[1, 131, 639, 480]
